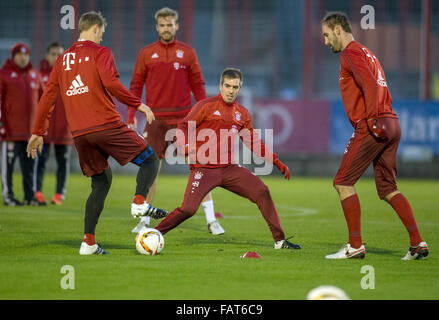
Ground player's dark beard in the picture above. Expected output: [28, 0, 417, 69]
[160, 32, 174, 43]
[331, 38, 342, 53]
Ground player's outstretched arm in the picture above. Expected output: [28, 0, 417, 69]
[240, 113, 291, 179]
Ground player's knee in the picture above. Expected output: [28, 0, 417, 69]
[333, 184, 342, 194]
[379, 189, 399, 202]
[334, 184, 356, 199]
[179, 206, 197, 218]
[91, 169, 112, 192]
[252, 184, 271, 203]
[141, 150, 159, 171]
[132, 146, 157, 167]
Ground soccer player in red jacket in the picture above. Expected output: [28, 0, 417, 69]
[35, 42, 73, 206]
[128, 7, 225, 235]
[155, 68, 301, 250]
[0, 43, 44, 206]
[321, 12, 428, 260]
[27, 11, 168, 255]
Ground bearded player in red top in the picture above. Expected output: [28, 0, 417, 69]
[27, 11, 168, 255]
[155, 68, 301, 250]
[322, 12, 428, 260]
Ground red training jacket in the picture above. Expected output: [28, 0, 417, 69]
[339, 41, 397, 128]
[39, 59, 73, 145]
[33, 40, 141, 138]
[128, 38, 206, 125]
[177, 94, 278, 169]
[0, 59, 44, 141]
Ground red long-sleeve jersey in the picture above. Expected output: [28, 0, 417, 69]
[177, 94, 277, 169]
[339, 41, 397, 127]
[128, 38, 206, 125]
[33, 40, 141, 138]
[0, 59, 44, 141]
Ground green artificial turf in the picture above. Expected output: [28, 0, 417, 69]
[0, 172, 438, 300]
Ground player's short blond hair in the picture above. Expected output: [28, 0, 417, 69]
[78, 11, 107, 33]
[154, 7, 179, 23]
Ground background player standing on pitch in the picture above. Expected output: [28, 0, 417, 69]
[35, 42, 73, 206]
[128, 7, 225, 235]
[155, 68, 301, 250]
[0, 43, 44, 206]
[321, 12, 428, 260]
[27, 11, 168, 255]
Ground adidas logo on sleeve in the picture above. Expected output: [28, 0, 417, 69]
[66, 74, 89, 96]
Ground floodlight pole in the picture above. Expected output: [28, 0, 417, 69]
[420, 0, 432, 101]
[301, 0, 312, 100]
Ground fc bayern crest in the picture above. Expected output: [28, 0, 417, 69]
[176, 50, 184, 58]
[194, 171, 203, 180]
[235, 112, 241, 121]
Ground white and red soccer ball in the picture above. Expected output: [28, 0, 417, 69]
[135, 228, 165, 255]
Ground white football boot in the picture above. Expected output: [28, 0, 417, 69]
[207, 220, 225, 235]
[131, 219, 150, 233]
[79, 242, 109, 255]
[131, 201, 168, 219]
[401, 241, 429, 260]
[325, 243, 366, 259]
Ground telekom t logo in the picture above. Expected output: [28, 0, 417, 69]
[63, 52, 76, 71]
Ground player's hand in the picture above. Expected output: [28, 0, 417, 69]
[26, 134, 43, 159]
[128, 116, 138, 130]
[137, 103, 155, 125]
[367, 118, 388, 140]
[274, 158, 291, 180]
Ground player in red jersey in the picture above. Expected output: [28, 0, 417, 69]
[321, 12, 428, 260]
[128, 7, 225, 235]
[35, 42, 73, 206]
[27, 11, 168, 255]
[154, 68, 301, 250]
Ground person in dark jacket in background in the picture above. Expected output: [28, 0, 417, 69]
[0, 43, 44, 206]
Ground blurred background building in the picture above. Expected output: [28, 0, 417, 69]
[1, 0, 438, 177]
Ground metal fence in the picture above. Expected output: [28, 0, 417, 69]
[1, 0, 438, 100]
[1, 0, 438, 177]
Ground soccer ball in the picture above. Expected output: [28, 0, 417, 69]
[135, 228, 165, 255]
[306, 285, 350, 300]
